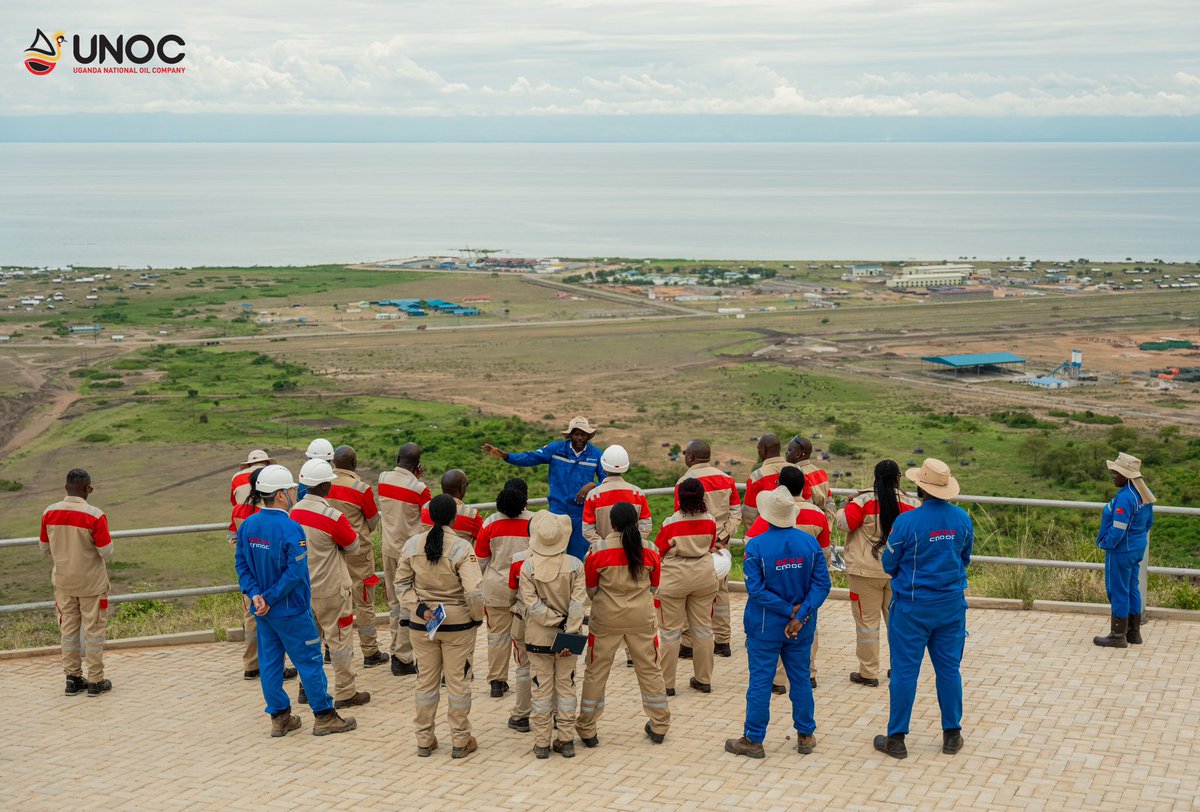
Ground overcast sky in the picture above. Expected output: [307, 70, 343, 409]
[3, 0, 1199, 118]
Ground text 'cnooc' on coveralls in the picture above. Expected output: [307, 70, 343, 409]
[504, 440, 604, 561]
[882, 497, 974, 737]
[236, 508, 334, 716]
[742, 524, 830, 743]
[1096, 480, 1154, 618]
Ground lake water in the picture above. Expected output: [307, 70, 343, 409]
[1, 142, 1197, 267]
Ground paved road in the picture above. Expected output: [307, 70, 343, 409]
[4, 596, 1197, 810]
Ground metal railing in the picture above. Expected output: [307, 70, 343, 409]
[3, 487, 1197, 615]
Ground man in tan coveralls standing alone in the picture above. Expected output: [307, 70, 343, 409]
[40, 468, 113, 697]
[329, 445, 387, 668]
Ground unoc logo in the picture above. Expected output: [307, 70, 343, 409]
[24, 29, 65, 76]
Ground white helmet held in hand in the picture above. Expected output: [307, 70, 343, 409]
[299, 459, 336, 486]
[712, 548, 732, 580]
[255, 464, 297, 494]
[305, 438, 334, 460]
[601, 444, 630, 474]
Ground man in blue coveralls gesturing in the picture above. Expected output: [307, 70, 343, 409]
[235, 464, 358, 739]
[726, 486, 830, 759]
[874, 458, 973, 760]
[482, 416, 605, 561]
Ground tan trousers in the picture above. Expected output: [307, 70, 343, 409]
[529, 651, 577, 747]
[847, 574, 891, 680]
[56, 590, 106, 682]
[411, 626, 477, 749]
[383, 553, 413, 664]
[511, 615, 532, 719]
[713, 576, 731, 645]
[657, 588, 717, 690]
[345, 548, 379, 656]
[312, 589, 359, 701]
[577, 628, 670, 738]
[485, 604, 514, 683]
[242, 595, 258, 671]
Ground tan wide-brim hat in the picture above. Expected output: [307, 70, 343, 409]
[241, 449, 274, 468]
[906, 457, 960, 500]
[561, 416, 598, 437]
[759, 486, 801, 529]
[529, 510, 572, 556]
[1106, 452, 1144, 480]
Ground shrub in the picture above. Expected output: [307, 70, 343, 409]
[82, 432, 112, 443]
[0, 479, 23, 492]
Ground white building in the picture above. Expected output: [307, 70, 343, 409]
[886, 264, 974, 290]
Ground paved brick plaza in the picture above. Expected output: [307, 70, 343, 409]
[4, 597, 1198, 811]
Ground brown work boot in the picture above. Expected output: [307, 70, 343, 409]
[689, 677, 712, 694]
[725, 736, 765, 759]
[1093, 615, 1129, 648]
[850, 672, 880, 687]
[270, 710, 301, 738]
[552, 739, 576, 758]
[451, 737, 478, 759]
[796, 733, 816, 754]
[417, 738, 438, 757]
[334, 691, 371, 709]
[312, 709, 357, 736]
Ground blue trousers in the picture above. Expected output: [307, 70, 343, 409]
[744, 628, 816, 742]
[556, 507, 588, 561]
[256, 610, 333, 715]
[1104, 548, 1144, 616]
[887, 598, 966, 736]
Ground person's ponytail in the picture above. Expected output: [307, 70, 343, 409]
[243, 467, 264, 508]
[425, 494, 457, 563]
[872, 459, 902, 559]
[610, 502, 644, 580]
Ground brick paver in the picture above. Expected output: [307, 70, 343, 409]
[2, 597, 1197, 811]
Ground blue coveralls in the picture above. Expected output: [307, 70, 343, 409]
[235, 507, 333, 716]
[505, 439, 605, 560]
[742, 525, 831, 742]
[1096, 482, 1153, 616]
[882, 497, 974, 737]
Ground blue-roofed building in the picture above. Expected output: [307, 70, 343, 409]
[449, 308, 480, 316]
[921, 352, 1026, 375]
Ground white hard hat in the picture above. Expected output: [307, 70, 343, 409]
[255, 464, 297, 494]
[305, 438, 334, 460]
[601, 444, 630, 474]
[712, 548, 732, 580]
[244, 449, 272, 466]
[298, 459, 336, 486]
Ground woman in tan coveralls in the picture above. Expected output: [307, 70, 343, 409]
[518, 511, 587, 759]
[396, 494, 485, 759]
[576, 502, 670, 747]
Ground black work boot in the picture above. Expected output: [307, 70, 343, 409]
[943, 728, 964, 754]
[87, 679, 112, 697]
[1093, 615, 1129, 648]
[65, 675, 88, 696]
[679, 645, 693, 660]
[363, 651, 389, 668]
[1126, 613, 1143, 645]
[297, 684, 308, 705]
[282, 666, 298, 681]
[392, 655, 418, 676]
[874, 733, 907, 759]
[490, 680, 509, 698]
[324, 646, 332, 664]
[714, 643, 732, 658]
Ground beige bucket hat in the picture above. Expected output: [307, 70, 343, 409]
[759, 486, 801, 529]
[905, 458, 960, 500]
[529, 511, 573, 581]
[561, 416, 598, 437]
[242, 449, 274, 468]
[1105, 452, 1144, 480]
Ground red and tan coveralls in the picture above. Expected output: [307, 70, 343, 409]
[377, 467, 431, 666]
[799, 460, 837, 527]
[291, 493, 361, 701]
[518, 548, 586, 748]
[396, 532, 484, 751]
[581, 475, 652, 550]
[476, 510, 533, 692]
[229, 464, 265, 671]
[506, 551, 534, 723]
[838, 489, 921, 681]
[576, 533, 670, 740]
[329, 468, 382, 657]
[742, 456, 796, 527]
[653, 511, 719, 690]
[40, 496, 112, 682]
[675, 464, 741, 647]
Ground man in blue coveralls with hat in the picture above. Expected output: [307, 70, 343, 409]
[1092, 451, 1155, 648]
[874, 458, 973, 760]
[482, 416, 605, 560]
[725, 486, 830, 759]
[235, 463, 358, 739]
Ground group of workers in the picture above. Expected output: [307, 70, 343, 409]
[37, 414, 1157, 761]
